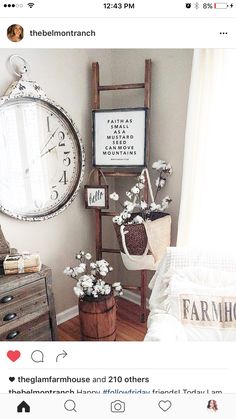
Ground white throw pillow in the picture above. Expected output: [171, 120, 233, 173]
[158, 267, 236, 341]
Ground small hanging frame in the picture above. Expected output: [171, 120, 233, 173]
[84, 168, 109, 209]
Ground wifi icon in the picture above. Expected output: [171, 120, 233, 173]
[28, 2, 34, 7]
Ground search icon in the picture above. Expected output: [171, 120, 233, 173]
[64, 399, 77, 412]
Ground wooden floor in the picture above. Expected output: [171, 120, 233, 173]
[58, 298, 148, 341]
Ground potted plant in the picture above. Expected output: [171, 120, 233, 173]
[64, 251, 122, 341]
[110, 161, 173, 270]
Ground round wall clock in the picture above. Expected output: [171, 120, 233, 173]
[0, 56, 85, 221]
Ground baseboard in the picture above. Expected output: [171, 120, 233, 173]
[122, 289, 149, 309]
[56, 305, 79, 325]
[56, 291, 148, 325]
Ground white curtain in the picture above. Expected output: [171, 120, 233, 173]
[177, 49, 236, 249]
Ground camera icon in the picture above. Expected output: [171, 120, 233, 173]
[111, 400, 126, 413]
[186, 3, 192, 8]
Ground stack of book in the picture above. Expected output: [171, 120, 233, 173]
[3, 253, 42, 275]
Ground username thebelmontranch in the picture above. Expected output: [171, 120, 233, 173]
[29, 29, 96, 37]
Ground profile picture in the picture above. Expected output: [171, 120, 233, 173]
[207, 400, 218, 412]
[7, 24, 24, 43]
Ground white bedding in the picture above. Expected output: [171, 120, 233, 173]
[145, 247, 236, 342]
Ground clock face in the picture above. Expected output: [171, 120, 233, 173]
[0, 97, 84, 220]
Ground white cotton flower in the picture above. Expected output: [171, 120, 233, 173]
[97, 259, 108, 266]
[138, 174, 145, 182]
[109, 192, 119, 201]
[124, 201, 135, 212]
[121, 210, 130, 220]
[75, 254, 82, 260]
[86, 287, 93, 295]
[132, 215, 144, 224]
[140, 200, 148, 210]
[90, 262, 97, 269]
[117, 217, 123, 225]
[155, 177, 160, 187]
[165, 163, 173, 174]
[126, 191, 133, 199]
[74, 263, 86, 274]
[100, 271, 107, 277]
[64, 267, 72, 276]
[156, 178, 166, 189]
[150, 202, 161, 211]
[113, 215, 123, 225]
[152, 160, 167, 171]
[160, 196, 172, 211]
[138, 182, 145, 190]
[109, 266, 114, 271]
[112, 282, 121, 288]
[131, 186, 140, 194]
[80, 275, 94, 288]
[105, 287, 111, 295]
[73, 286, 84, 298]
[85, 253, 92, 260]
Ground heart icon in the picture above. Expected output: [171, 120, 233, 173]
[7, 350, 21, 362]
[9, 377, 15, 382]
[158, 400, 172, 412]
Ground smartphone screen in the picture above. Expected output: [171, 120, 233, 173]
[0, 1, 235, 417]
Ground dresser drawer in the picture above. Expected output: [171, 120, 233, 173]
[0, 279, 47, 326]
[0, 312, 52, 341]
[0, 266, 57, 341]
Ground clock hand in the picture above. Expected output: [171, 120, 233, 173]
[40, 145, 57, 158]
[40, 127, 59, 154]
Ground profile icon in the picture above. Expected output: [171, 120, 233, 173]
[7, 24, 24, 42]
[207, 400, 218, 412]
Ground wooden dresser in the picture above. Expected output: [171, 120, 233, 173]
[0, 266, 57, 341]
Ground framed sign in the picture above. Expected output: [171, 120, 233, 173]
[84, 185, 109, 209]
[92, 107, 148, 168]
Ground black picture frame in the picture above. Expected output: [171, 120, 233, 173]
[84, 185, 109, 209]
[92, 107, 148, 168]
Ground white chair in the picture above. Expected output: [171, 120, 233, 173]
[145, 247, 236, 341]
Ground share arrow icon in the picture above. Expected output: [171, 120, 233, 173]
[56, 350, 68, 362]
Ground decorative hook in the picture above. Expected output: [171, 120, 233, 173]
[8, 55, 31, 79]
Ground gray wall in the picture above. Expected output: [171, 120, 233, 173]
[0, 49, 193, 313]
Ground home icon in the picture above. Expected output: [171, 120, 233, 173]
[17, 401, 30, 413]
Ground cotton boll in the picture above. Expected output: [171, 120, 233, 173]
[112, 282, 121, 288]
[64, 267, 72, 276]
[133, 215, 144, 224]
[140, 200, 148, 210]
[109, 192, 119, 201]
[131, 186, 140, 194]
[73, 286, 84, 298]
[152, 160, 166, 171]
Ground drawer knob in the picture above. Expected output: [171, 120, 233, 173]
[0, 295, 14, 304]
[6, 331, 20, 340]
[3, 313, 17, 322]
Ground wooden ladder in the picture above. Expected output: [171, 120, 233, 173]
[91, 59, 152, 323]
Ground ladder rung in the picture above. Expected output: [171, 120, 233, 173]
[103, 171, 140, 177]
[101, 211, 116, 217]
[102, 248, 120, 254]
[99, 83, 145, 91]
[123, 286, 141, 291]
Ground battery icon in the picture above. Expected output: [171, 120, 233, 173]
[214, 2, 228, 8]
